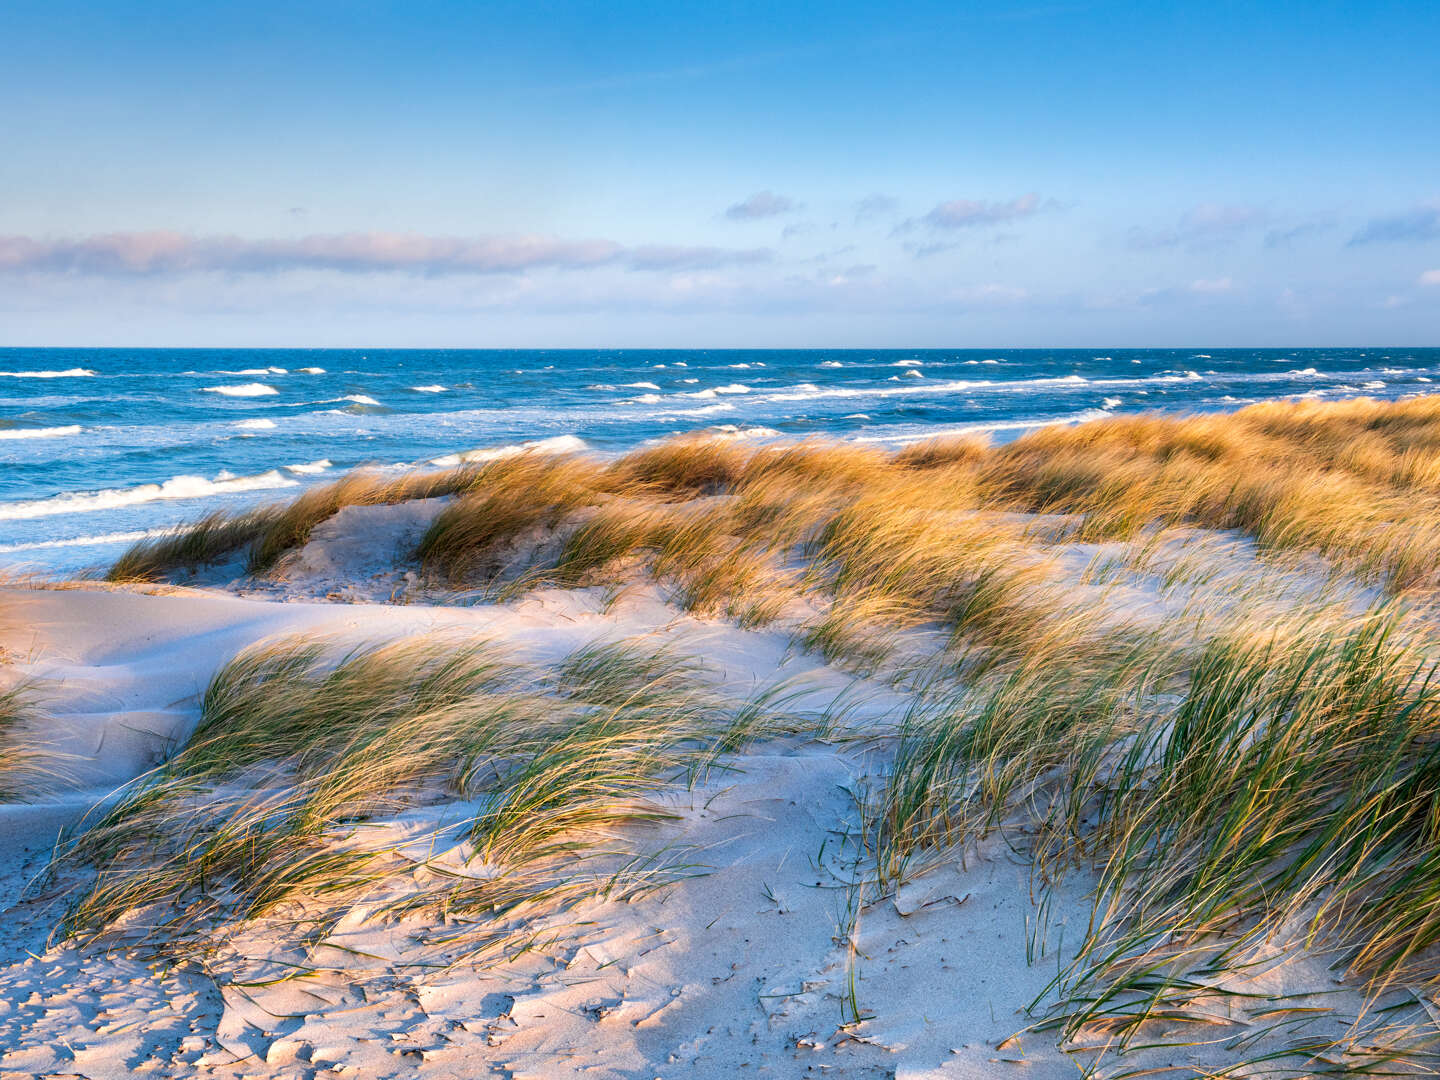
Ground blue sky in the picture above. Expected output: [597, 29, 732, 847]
[1, 0, 1437, 346]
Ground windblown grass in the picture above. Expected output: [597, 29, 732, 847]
[0, 682, 45, 800]
[53, 633, 782, 970]
[112, 397, 1440, 595]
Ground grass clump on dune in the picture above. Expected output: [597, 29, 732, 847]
[54, 633, 779, 966]
[111, 397, 1440, 593]
[0, 683, 47, 801]
[865, 591, 1440, 1070]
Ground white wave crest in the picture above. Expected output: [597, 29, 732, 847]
[234, 418, 277, 430]
[204, 383, 280, 397]
[0, 528, 175, 555]
[342, 394, 382, 406]
[0, 368, 95, 378]
[0, 425, 82, 440]
[819, 361, 844, 368]
[855, 408, 1116, 445]
[1363, 381, 1386, 389]
[299, 366, 326, 374]
[624, 381, 662, 390]
[285, 459, 332, 475]
[0, 470, 298, 522]
[688, 383, 752, 399]
[428, 434, 587, 468]
[894, 359, 924, 367]
[410, 385, 448, 393]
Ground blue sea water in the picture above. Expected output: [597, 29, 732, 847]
[1, 347, 1437, 576]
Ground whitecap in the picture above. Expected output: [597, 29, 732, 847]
[1363, 381, 1386, 389]
[285, 459, 332, 475]
[632, 393, 663, 404]
[819, 361, 844, 368]
[1288, 367, 1319, 376]
[0, 528, 174, 555]
[688, 383, 752, 399]
[0, 470, 298, 522]
[299, 366, 326, 374]
[411, 385, 448, 393]
[204, 383, 279, 397]
[342, 394, 382, 406]
[233, 418, 277, 430]
[854, 408, 1116, 444]
[1103, 397, 1122, 408]
[0, 368, 95, 378]
[430, 434, 587, 467]
[624, 381, 662, 390]
[0, 425, 82, 440]
[894, 359, 924, 367]
[904, 370, 924, 378]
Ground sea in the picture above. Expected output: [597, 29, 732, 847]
[2, 347, 1436, 576]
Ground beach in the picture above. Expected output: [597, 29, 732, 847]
[6, 400, 1440, 1076]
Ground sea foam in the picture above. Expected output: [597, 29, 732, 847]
[204, 383, 280, 397]
[0, 470, 298, 521]
[0, 425, 82, 440]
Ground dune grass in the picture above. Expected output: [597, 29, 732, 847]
[81, 396, 1440, 1066]
[0, 682, 45, 801]
[53, 633, 784, 969]
[109, 397, 1440, 594]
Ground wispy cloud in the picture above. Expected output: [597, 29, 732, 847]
[724, 191, 801, 221]
[1128, 203, 1268, 250]
[854, 193, 898, 223]
[1189, 276, 1235, 293]
[907, 192, 1045, 231]
[1420, 269, 1440, 286]
[1263, 219, 1334, 248]
[1349, 203, 1440, 246]
[0, 232, 772, 276]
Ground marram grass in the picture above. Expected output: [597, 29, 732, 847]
[52, 633, 787, 970]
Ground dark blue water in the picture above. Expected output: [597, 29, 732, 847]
[2, 347, 1436, 575]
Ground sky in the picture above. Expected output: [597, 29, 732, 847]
[1, 0, 1437, 347]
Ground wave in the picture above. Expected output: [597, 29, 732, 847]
[688, 383, 752, 399]
[0, 368, 95, 378]
[234, 418, 277, 430]
[204, 383, 280, 397]
[0, 424, 82, 440]
[410, 385, 448, 393]
[0, 528, 175, 556]
[855, 408, 1116, 444]
[669, 403, 736, 417]
[0, 469, 298, 522]
[427, 434, 588, 468]
[894, 359, 924, 367]
[298, 366, 326, 374]
[342, 394, 382, 406]
[624, 381, 661, 390]
[818, 361, 844, 368]
[285, 459, 332, 475]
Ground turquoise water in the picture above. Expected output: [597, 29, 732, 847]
[2, 347, 1436, 575]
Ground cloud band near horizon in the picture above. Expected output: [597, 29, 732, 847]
[0, 232, 775, 276]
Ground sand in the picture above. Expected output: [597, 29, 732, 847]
[0, 503, 1411, 1078]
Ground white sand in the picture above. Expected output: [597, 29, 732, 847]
[0, 510, 1406, 1078]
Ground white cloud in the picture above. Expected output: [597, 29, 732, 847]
[1189, 276, 1234, 293]
[0, 232, 771, 277]
[723, 190, 800, 220]
[1419, 269, 1440, 286]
